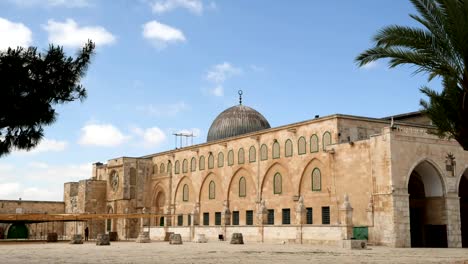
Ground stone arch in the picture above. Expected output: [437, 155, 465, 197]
[405, 158, 447, 196]
[407, 159, 447, 248]
[173, 176, 196, 204]
[6, 223, 28, 239]
[152, 184, 167, 226]
[226, 167, 256, 201]
[226, 167, 257, 225]
[106, 206, 115, 232]
[173, 176, 196, 226]
[199, 172, 224, 226]
[458, 167, 468, 247]
[298, 158, 327, 195]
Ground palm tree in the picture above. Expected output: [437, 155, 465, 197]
[356, 0, 468, 150]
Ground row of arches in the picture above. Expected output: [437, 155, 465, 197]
[151, 132, 333, 175]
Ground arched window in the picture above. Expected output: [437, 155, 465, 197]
[273, 172, 282, 194]
[260, 144, 268, 161]
[199, 156, 205, 170]
[298, 136, 306, 155]
[208, 154, 214, 169]
[218, 152, 224, 168]
[228, 150, 234, 166]
[175, 160, 180, 174]
[182, 159, 188, 173]
[272, 141, 280, 159]
[239, 177, 246, 197]
[323, 131, 332, 150]
[285, 139, 293, 157]
[160, 163, 165, 174]
[167, 162, 172, 174]
[312, 168, 321, 191]
[153, 164, 158, 174]
[310, 134, 319, 153]
[249, 146, 256, 163]
[209, 181, 215, 199]
[183, 184, 189, 201]
[191, 157, 196, 172]
[238, 148, 245, 164]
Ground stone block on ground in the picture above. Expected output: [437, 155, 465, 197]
[69, 234, 83, 244]
[109, 232, 118, 241]
[230, 233, 244, 244]
[194, 234, 207, 243]
[169, 233, 183, 245]
[96, 234, 110, 246]
[47, 232, 58, 242]
[164, 232, 174, 241]
[136, 232, 151, 243]
[342, 239, 367, 249]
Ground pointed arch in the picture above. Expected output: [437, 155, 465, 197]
[260, 144, 268, 161]
[182, 159, 188, 173]
[208, 153, 214, 169]
[199, 155, 205, 170]
[228, 150, 234, 166]
[226, 167, 256, 201]
[310, 134, 319, 153]
[217, 152, 224, 168]
[298, 136, 306, 155]
[322, 131, 332, 150]
[298, 158, 326, 195]
[238, 148, 245, 164]
[159, 163, 165, 174]
[209, 181, 216, 199]
[405, 158, 446, 196]
[285, 139, 293, 157]
[174, 160, 180, 174]
[249, 146, 256, 162]
[191, 157, 196, 172]
[272, 141, 280, 159]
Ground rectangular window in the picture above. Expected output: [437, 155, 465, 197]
[177, 215, 183, 226]
[306, 207, 313, 224]
[282, 208, 290, 225]
[267, 209, 275, 225]
[322, 206, 330, 225]
[188, 214, 191, 226]
[246, 210, 254, 225]
[232, 211, 239, 225]
[203, 213, 209, 226]
[215, 212, 221, 226]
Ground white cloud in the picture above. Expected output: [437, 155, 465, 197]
[132, 127, 166, 147]
[14, 138, 68, 155]
[142, 20, 185, 49]
[79, 123, 129, 147]
[43, 19, 116, 48]
[360, 61, 379, 70]
[206, 62, 242, 83]
[0, 17, 32, 50]
[9, 0, 90, 8]
[0, 182, 21, 197]
[28, 162, 49, 169]
[138, 101, 189, 117]
[151, 0, 203, 14]
[211, 85, 224, 96]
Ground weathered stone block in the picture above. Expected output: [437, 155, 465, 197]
[47, 232, 58, 242]
[70, 234, 83, 244]
[164, 232, 174, 241]
[169, 233, 182, 245]
[230, 233, 244, 244]
[96, 234, 110, 246]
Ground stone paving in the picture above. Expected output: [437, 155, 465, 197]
[0, 241, 467, 264]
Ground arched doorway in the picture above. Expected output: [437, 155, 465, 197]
[154, 191, 165, 226]
[459, 171, 468, 248]
[408, 161, 447, 247]
[7, 223, 28, 239]
[106, 207, 114, 233]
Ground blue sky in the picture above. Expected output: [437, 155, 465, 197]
[0, 0, 441, 201]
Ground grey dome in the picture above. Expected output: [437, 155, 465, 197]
[207, 105, 271, 142]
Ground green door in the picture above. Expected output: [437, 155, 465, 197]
[7, 223, 28, 239]
[353, 226, 368, 240]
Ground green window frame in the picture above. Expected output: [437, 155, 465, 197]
[228, 150, 234, 166]
[209, 180, 215, 199]
[267, 209, 275, 225]
[239, 177, 246, 197]
[182, 184, 189, 202]
[174, 160, 180, 174]
[298, 136, 306, 155]
[285, 139, 293, 157]
[306, 207, 313, 224]
[232, 211, 239, 225]
[322, 131, 332, 150]
[238, 148, 245, 164]
[208, 154, 214, 169]
[310, 134, 319, 153]
[215, 212, 221, 225]
[246, 210, 254, 225]
[260, 144, 268, 161]
[182, 159, 188, 173]
[312, 168, 322, 191]
[191, 157, 196, 172]
[322, 206, 330, 225]
[249, 146, 256, 163]
[273, 172, 282, 194]
[199, 156, 205, 170]
[282, 208, 291, 225]
[218, 152, 224, 168]
[272, 141, 280, 159]
[203, 213, 209, 226]
[177, 215, 183, 226]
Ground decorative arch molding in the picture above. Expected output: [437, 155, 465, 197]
[198, 172, 223, 202]
[151, 183, 168, 205]
[405, 158, 447, 197]
[260, 162, 291, 198]
[297, 158, 326, 195]
[226, 167, 256, 201]
[173, 176, 196, 204]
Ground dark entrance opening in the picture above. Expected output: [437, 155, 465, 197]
[7, 223, 29, 239]
[460, 173, 468, 248]
[408, 161, 447, 248]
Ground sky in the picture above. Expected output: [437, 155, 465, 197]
[0, 0, 443, 201]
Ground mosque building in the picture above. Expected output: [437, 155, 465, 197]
[1, 93, 468, 248]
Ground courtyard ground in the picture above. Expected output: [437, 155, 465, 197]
[0, 240, 467, 264]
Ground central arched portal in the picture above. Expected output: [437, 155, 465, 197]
[408, 161, 447, 248]
[459, 171, 468, 248]
[7, 223, 28, 239]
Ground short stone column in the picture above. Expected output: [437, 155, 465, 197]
[169, 233, 183, 245]
[96, 233, 110, 246]
[191, 203, 200, 226]
[70, 234, 83, 244]
[222, 200, 231, 225]
[445, 192, 462, 248]
[295, 196, 305, 225]
[230, 233, 244, 244]
[340, 194, 353, 240]
[257, 200, 268, 225]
